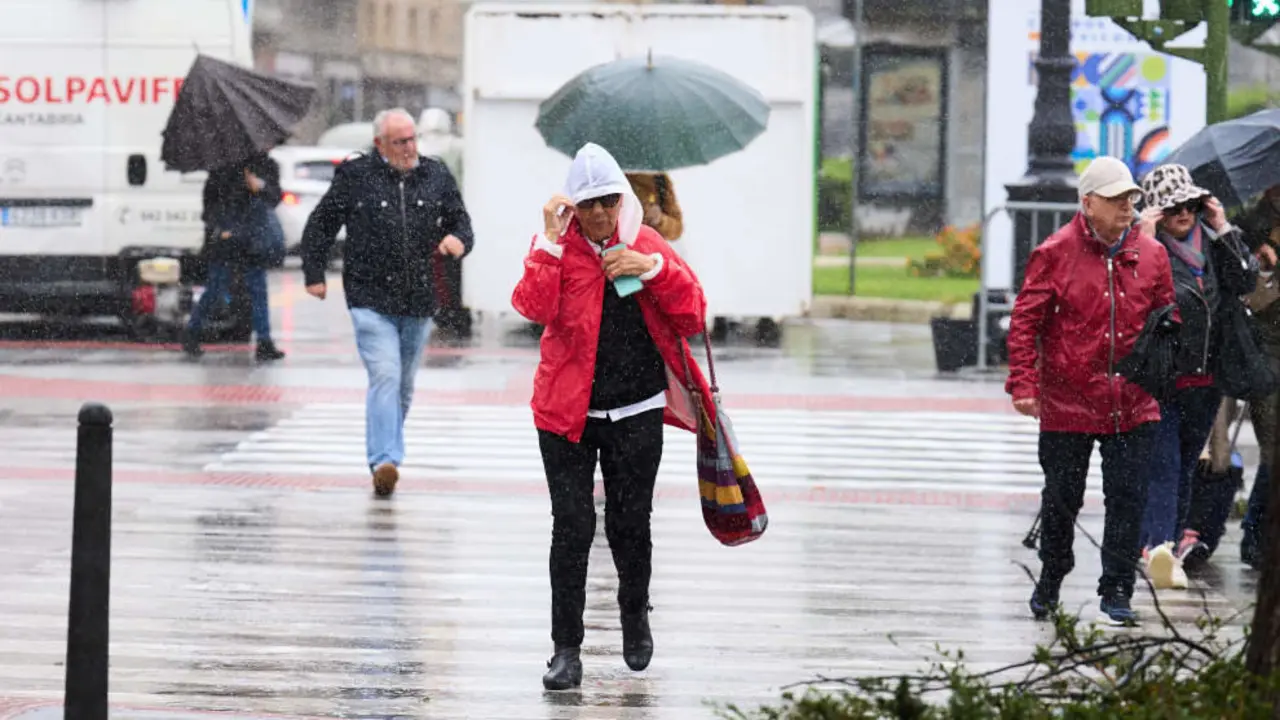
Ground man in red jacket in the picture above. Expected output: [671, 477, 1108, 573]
[1006, 155, 1176, 626]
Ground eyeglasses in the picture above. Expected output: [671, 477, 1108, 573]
[1095, 192, 1139, 208]
[1163, 200, 1202, 217]
[386, 135, 416, 148]
[576, 194, 621, 211]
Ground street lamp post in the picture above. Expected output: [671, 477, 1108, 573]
[1005, 0, 1078, 292]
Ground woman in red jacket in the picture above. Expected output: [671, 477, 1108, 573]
[511, 143, 715, 691]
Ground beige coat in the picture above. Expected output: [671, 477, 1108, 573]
[625, 172, 683, 242]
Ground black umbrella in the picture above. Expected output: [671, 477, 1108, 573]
[161, 55, 316, 173]
[1163, 108, 1280, 210]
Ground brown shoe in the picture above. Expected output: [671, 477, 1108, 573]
[372, 463, 399, 497]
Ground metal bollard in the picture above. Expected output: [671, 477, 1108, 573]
[64, 402, 113, 720]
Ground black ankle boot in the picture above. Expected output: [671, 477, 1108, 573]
[255, 340, 285, 362]
[542, 646, 582, 690]
[621, 605, 654, 671]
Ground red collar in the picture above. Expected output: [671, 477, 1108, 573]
[566, 218, 621, 254]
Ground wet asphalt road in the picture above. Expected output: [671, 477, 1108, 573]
[0, 267, 1263, 718]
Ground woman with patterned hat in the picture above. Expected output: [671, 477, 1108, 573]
[1136, 163, 1256, 589]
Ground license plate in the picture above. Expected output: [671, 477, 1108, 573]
[1, 206, 85, 228]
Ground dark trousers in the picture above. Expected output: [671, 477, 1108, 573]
[537, 408, 664, 648]
[431, 256, 469, 339]
[1186, 463, 1243, 555]
[1243, 464, 1270, 552]
[1038, 423, 1157, 599]
[1140, 386, 1221, 549]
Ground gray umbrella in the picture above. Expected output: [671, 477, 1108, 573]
[1163, 109, 1280, 210]
[161, 55, 316, 173]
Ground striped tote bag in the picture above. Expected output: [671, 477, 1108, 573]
[683, 334, 768, 546]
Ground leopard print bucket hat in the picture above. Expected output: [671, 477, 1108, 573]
[1142, 163, 1211, 212]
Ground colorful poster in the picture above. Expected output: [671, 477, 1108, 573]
[982, 0, 1206, 288]
[859, 48, 946, 199]
[1031, 50, 1174, 179]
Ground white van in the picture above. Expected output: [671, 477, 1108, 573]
[0, 0, 253, 327]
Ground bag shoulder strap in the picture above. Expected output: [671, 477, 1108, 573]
[701, 333, 718, 393]
[678, 332, 719, 395]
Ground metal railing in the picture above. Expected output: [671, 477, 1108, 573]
[975, 200, 1079, 371]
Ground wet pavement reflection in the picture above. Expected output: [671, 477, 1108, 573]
[0, 268, 1262, 718]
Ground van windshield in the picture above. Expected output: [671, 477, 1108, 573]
[294, 161, 338, 183]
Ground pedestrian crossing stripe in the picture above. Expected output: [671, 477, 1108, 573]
[203, 404, 1109, 496]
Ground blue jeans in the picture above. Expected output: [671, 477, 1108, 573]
[188, 264, 272, 342]
[1139, 385, 1221, 549]
[350, 307, 433, 469]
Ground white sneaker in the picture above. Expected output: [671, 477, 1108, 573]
[1145, 543, 1176, 589]
[1170, 558, 1189, 590]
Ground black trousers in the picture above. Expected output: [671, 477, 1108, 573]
[1037, 423, 1156, 600]
[537, 408, 664, 648]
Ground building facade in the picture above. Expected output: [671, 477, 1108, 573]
[838, 0, 989, 236]
[253, 0, 466, 143]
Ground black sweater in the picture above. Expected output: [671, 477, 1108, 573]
[589, 279, 667, 411]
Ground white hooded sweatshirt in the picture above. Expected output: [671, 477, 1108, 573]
[563, 142, 646, 247]
[531, 142, 665, 282]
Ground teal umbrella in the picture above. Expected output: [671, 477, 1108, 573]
[535, 53, 770, 172]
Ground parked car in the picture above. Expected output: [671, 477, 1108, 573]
[268, 146, 356, 257]
[317, 122, 374, 152]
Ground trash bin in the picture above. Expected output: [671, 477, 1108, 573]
[930, 317, 977, 373]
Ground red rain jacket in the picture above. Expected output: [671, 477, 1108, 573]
[511, 220, 715, 443]
[1005, 212, 1176, 434]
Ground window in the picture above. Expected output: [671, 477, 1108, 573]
[409, 8, 419, 45]
[295, 161, 339, 183]
[427, 8, 440, 51]
[383, 2, 395, 48]
[359, 0, 376, 45]
[440, 5, 461, 55]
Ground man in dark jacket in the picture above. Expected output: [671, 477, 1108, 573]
[183, 152, 286, 362]
[1006, 156, 1175, 626]
[1236, 187, 1280, 568]
[301, 108, 475, 497]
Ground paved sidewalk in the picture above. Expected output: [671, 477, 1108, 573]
[0, 269, 1261, 719]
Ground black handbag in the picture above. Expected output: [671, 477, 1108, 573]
[1213, 299, 1278, 401]
[234, 197, 285, 268]
[1209, 223, 1276, 400]
[1116, 303, 1181, 403]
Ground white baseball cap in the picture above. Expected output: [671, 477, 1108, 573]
[1078, 156, 1141, 201]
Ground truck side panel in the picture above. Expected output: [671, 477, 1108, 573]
[0, 0, 251, 314]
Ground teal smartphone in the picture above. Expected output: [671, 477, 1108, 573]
[603, 244, 644, 297]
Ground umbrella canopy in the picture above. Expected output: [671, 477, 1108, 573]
[535, 53, 770, 172]
[161, 54, 316, 173]
[1163, 109, 1280, 210]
